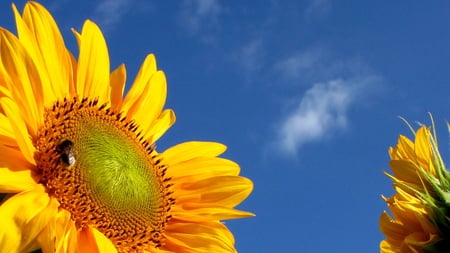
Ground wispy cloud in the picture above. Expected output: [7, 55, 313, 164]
[276, 77, 377, 155]
[93, 0, 133, 32]
[178, 0, 223, 35]
[272, 47, 381, 156]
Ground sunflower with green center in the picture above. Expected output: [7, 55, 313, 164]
[380, 119, 450, 253]
[0, 2, 254, 252]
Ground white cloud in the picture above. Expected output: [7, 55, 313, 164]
[271, 46, 382, 156]
[178, 0, 222, 35]
[277, 77, 376, 154]
[93, 0, 132, 32]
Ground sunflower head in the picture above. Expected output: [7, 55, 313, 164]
[380, 119, 450, 253]
[0, 1, 253, 252]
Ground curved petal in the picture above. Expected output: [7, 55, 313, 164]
[91, 228, 117, 253]
[0, 134, 17, 147]
[174, 176, 253, 208]
[163, 142, 227, 165]
[172, 203, 254, 221]
[414, 127, 434, 173]
[144, 109, 175, 143]
[53, 210, 78, 253]
[167, 157, 240, 179]
[390, 135, 414, 160]
[0, 168, 38, 193]
[110, 64, 126, 111]
[380, 240, 398, 253]
[122, 54, 157, 108]
[127, 71, 167, 134]
[0, 145, 35, 171]
[75, 228, 100, 253]
[164, 222, 236, 253]
[0, 185, 58, 253]
[379, 211, 406, 243]
[0, 83, 12, 98]
[14, 2, 73, 102]
[75, 20, 110, 104]
[0, 97, 35, 164]
[0, 112, 15, 139]
[55, 225, 117, 253]
[0, 28, 43, 134]
[389, 160, 425, 190]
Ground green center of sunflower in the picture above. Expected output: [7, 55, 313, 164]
[34, 97, 174, 251]
[74, 117, 161, 214]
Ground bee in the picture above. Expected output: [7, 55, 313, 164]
[57, 139, 76, 168]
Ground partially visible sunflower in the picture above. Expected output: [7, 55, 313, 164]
[0, 1, 253, 253]
[379, 119, 450, 253]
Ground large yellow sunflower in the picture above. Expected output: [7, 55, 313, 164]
[0, 2, 254, 253]
[379, 121, 450, 253]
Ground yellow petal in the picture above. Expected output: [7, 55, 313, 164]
[122, 54, 157, 109]
[127, 71, 167, 135]
[0, 185, 58, 252]
[58, 226, 117, 253]
[167, 157, 240, 179]
[0, 82, 12, 98]
[173, 203, 254, 221]
[91, 228, 117, 253]
[389, 160, 428, 191]
[163, 142, 227, 165]
[174, 176, 253, 208]
[0, 97, 35, 164]
[144, 109, 175, 143]
[391, 135, 415, 160]
[0, 102, 17, 138]
[75, 228, 100, 253]
[75, 20, 110, 104]
[110, 64, 126, 111]
[0, 28, 43, 134]
[53, 210, 78, 253]
[0, 134, 17, 147]
[67, 47, 78, 96]
[14, 2, 73, 102]
[380, 240, 398, 253]
[165, 222, 236, 253]
[379, 211, 406, 243]
[0, 168, 37, 193]
[414, 126, 435, 174]
[0, 144, 35, 171]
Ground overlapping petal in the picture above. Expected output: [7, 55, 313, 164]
[0, 185, 58, 252]
[13, 1, 73, 103]
[380, 124, 448, 252]
[0, 28, 43, 135]
[164, 222, 236, 253]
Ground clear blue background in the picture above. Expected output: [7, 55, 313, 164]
[1, 1, 449, 252]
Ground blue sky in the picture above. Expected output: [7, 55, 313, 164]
[2, 1, 450, 252]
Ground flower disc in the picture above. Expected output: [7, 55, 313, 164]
[34, 97, 174, 251]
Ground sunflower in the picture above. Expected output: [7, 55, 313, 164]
[379, 120, 450, 253]
[0, 2, 254, 252]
